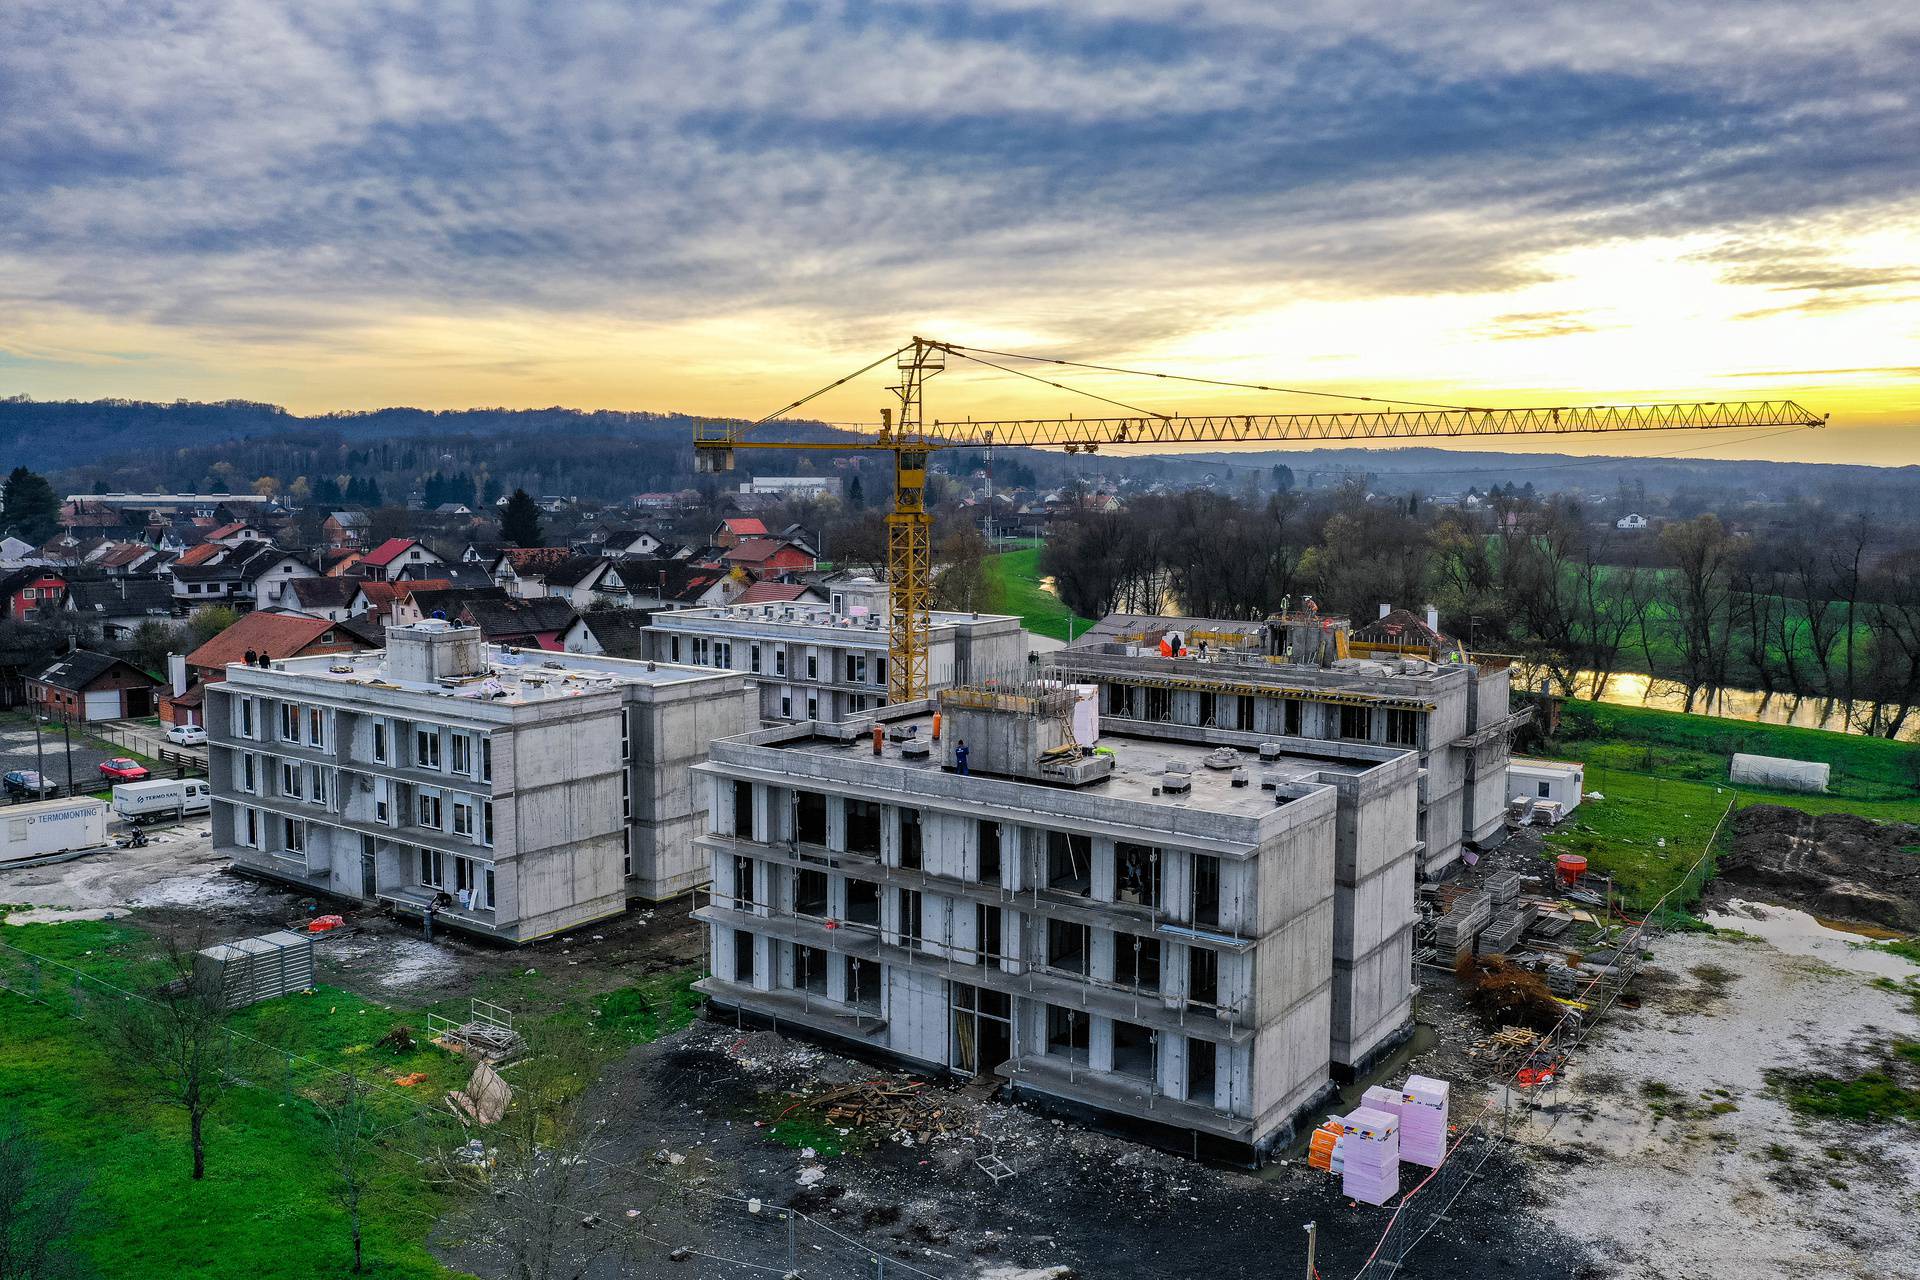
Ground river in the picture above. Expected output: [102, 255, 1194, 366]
[1509, 663, 1918, 742]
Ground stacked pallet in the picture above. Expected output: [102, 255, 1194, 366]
[1475, 910, 1529, 955]
[1435, 890, 1493, 954]
[1485, 871, 1523, 905]
[1340, 1107, 1401, 1206]
[192, 931, 315, 1010]
[1399, 1076, 1450, 1168]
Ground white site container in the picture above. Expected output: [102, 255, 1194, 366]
[111, 778, 212, 823]
[0, 797, 109, 864]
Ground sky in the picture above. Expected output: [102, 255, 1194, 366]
[3, 1, 1918, 465]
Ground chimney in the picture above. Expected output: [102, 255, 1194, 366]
[1378, 602, 1391, 619]
[1426, 604, 1439, 633]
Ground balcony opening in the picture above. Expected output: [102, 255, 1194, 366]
[732, 928, 756, 986]
[977, 820, 1001, 885]
[1284, 698, 1302, 736]
[1187, 1037, 1218, 1106]
[1235, 695, 1255, 732]
[1114, 934, 1161, 993]
[1339, 704, 1372, 741]
[732, 854, 756, 911]
[794, 867, 828, 918]
[845, 799, 880, 855]
[1188, 946, 1219, 1007]
[796, 791, 827, 845]
[1046, 1005, 1090, 1067]
[1112, 1020, 1155, 1081]
[976, 903, 1002, 967]
[897, 887, 924, 949]
[899, 808, 923, 871]
[732, 781, 755, 841]
[794, 943, 829, 997]
[1046, 829, 1091, 896]
[1191, 853, 1221, 928]
[1046, 918, 1089, 976]
[845, 877, 880, 929]
[1114, 842, 1161, 910]
[845, 956, 880, 1016]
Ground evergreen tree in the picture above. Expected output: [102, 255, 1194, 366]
[500, 489, 543, 547]
[848, 474, 865, 508]
[311, 475, 342, 506]
[1, 466, 61, 543]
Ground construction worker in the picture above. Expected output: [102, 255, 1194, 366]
[955, 739, 970, 775]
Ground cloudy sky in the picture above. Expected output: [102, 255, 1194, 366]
[3, 1, 1917, 462]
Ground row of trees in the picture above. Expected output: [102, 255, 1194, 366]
[1039, 488, 1920, 735]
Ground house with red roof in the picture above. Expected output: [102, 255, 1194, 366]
[734, 579, 826, 606]
[163, 610, 381, 726]
[360, 537, 446, 582]
[712, 517, 767, 549]
[721, 537, 816, 575]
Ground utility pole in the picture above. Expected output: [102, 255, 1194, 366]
[33, 715, 44, 790]
[61, 716, 74, 795]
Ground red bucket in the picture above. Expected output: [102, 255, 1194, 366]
[1555, 853, 1588, 887]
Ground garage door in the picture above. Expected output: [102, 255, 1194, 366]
[84, 690, 120, 720]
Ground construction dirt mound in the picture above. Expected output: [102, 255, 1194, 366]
[1712, 804, 1920, 930]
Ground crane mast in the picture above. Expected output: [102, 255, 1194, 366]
[694, 336, 1826, 706]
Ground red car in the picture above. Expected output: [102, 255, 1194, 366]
[98, 757, 150, 782]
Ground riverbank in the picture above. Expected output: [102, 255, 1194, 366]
[982, 545, 1096, 642]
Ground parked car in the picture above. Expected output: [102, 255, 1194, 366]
[165, 723, 208, 746]
[3, 769, 55, 798]
[97, 758, 150, 782]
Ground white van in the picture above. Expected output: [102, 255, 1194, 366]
[112, 778, 212, 823]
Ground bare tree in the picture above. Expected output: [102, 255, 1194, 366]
[0, 1114, 87, 1280]
[1657, 515, 1740, 708]
[98, 941, 245, 1181]
[455, 1029, 632, 1280]
[317, 1072, 382, 1274]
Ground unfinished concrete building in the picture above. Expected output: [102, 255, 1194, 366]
[206, 620, 755, 941]
[692, 677, 1418, 1160]
[643, 603, 1026, 723]
[1057, 610, 1519, 877]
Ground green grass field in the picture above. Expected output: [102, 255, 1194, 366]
[0, 915, 704, 1279]
[1537, 699, 1920, 911]
[982, 546, 1097, 642]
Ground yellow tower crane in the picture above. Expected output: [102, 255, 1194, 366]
[694, 336, 1826, 705]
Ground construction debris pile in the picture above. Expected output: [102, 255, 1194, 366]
[781, 1078, 978, 1147]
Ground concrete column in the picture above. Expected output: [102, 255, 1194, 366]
[826, 947, 848, 1003]
[1223, 859, 1253, 935]
[1089, 928, 1115, 985]
[1005, 824, 1028, 891]
[827, 795, 846, 851]
[948, 895, 977, 960]
[1090, 837, 1117, 902]
[1163, 852, 1193, 925]
[1090, 1014, 1114, 1073]
[710, 776, 732, 836]
[713, 926, 736, 982]
[773, 936, 794, 991]
[712, 852, 736, 901]
[1159, 1031, 1188, 1100]
[752, 934, 775, 991]
[1225, 1043, 1251, 1117]
[1002, 907, 1026, 972]
[827, 872, 848, 919]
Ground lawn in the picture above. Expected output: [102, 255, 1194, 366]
[0, 915, 705, 1279]
[1534, 698, 1920, 913]
[982, 545, 1097, 643]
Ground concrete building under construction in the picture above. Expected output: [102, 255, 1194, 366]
[691, 672, 1420, 1161]
[1055, 608, 1520, 877]
[206, 620, 755, 941]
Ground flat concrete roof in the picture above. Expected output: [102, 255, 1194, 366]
[651, 603, 1018, 640]
[227, 645, 727, 706]
[775, 709, 1364, 818]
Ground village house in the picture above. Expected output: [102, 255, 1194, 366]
[29, 649, 163, 721]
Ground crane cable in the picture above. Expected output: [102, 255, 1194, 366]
[750, 344, 911, 426]
[941, 341, 1489, 412]
[943, 345, 1171, 420]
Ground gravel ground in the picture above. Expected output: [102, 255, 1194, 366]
[1528, 926, 1920, 1280]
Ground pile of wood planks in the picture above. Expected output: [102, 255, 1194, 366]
[785, 1078, 973, 1142]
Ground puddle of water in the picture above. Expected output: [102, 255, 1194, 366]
[1703, 899, 1917, 980]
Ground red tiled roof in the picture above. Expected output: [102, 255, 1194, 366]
[362, 537, 424, 567]
[498, 546, 571, 571]
[184, 611, 371, 671]
[207, 521, 251, 539]
[722, 517, 767, 536]
[352, 581, 406, 614]
[735, 580, 815, 604]
[175, 543, 225, 567]
[723, 537, 810, 565]
[95, 543, 152, 568]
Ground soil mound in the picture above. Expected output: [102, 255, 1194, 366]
[1714, 805, 1920, 930]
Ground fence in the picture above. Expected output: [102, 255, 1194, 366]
[1347, 797, 1736, 1279]
[0, 937, 952, 1280]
